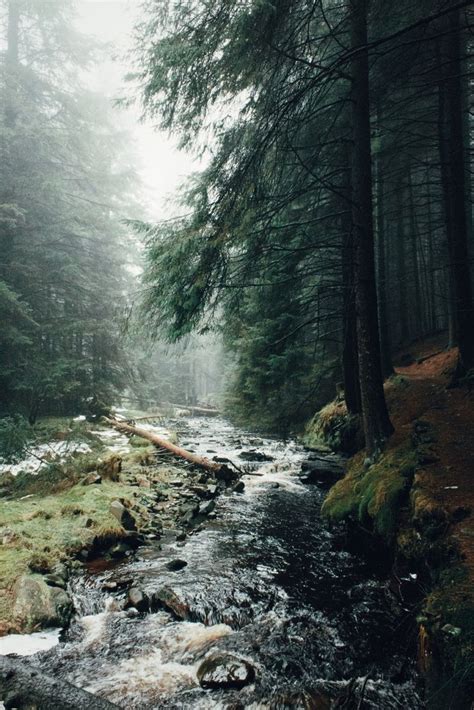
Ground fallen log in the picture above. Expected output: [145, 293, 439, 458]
[163, 403, 221, 417]
[104, 418, 237, 481]
[0, 655, 118, 709]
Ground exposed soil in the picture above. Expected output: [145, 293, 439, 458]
[392, 337, 474, 591]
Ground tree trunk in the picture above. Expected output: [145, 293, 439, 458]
[408, 167, 422, 337]
[0, 656, 118, 710]
[349, 0, 394, 455]
[374, 121, 394, 378]
[438, 7, 474, 373]
[342, 144, 362, 415]
[105, 417, 237, 479]
[396, 184, 409, 344]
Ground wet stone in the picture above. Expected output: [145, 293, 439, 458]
[238, 450, 274, 462]
[127, 587, 149, 612]
[166, 559, 187, 571]
[197, 653, 256, 690]
[199, 500, 216, 516]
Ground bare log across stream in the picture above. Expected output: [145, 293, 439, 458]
[0, 656, 118, 709]
[104, 417, 237, 480]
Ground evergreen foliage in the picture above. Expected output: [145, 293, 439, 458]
[0, 0, 138, 421]
[134, 0, 474, 439]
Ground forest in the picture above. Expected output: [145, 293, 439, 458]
[0, 1, 474, 709]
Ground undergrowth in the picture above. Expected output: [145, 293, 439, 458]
[303, 400, 361, 454]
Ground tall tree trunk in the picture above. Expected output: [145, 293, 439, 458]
[425, 171, 436, 332]
[342, 144, 362, 415]
[408, 167, 422, 338]
[349, 0, 394, 455]
[396, 184, 409, 343]
[374, 120, 394, 378]
[438, 7, 474, 373]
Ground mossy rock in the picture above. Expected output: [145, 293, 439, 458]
[304, 401, 362, 454]
[13, 574, 72, 632]
[323, 443, 417, 541]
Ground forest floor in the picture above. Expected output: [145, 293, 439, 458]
[392, 337, 474, 591]
[383, 336, 474, 705]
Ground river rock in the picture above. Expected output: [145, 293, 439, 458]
[43, 573, 67, 590]
[299, 456, 345, 485]
[151, 586, 190, 619]
[13, 574, 72, 632]
[109, 500, 137, 531]
[166, 559, 187, 571]
[81, 472, 102, 485]
[199, 500, 216, 516]
[232, 481, 245, 493]
[189, 485, 209, 498]
[180, 502, 200, 525]
[127, 587, 149, 612]
[197, 653, 255, 689]
[238, 450, 274, 462]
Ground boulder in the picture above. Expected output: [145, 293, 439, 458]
[197, 653, 255, 689]
[232, 481, 245, 493]
[13, 574, 72, 632]
[109, 500, 137, 531]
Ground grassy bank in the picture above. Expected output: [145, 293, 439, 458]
[0, 416, 194, 635]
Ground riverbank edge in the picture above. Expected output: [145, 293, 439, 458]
[309, 368, 474, 709]
[0, 431, 241, 638]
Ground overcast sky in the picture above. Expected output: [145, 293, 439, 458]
[75, 0, 199, 221]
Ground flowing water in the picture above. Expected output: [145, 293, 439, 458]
[22, 418, 422, 708]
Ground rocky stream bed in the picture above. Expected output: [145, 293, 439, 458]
[0, 417, 424, 708]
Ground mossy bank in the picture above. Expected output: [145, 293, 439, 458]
[0, 422, 235, 637]
[307, 360, 474, 709]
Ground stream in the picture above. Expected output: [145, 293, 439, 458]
[10, 417, 423, 708]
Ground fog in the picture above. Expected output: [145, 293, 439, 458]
[76, 0, 201, 222]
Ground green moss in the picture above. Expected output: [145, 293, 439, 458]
[421, 566, 474, 707]
[0, 468, 141, 633]
[303, 400, 361, 454]
[322, 443, 417, 540]
[129, 435, 151, 448]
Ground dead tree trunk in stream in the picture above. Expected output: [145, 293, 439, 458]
[104, 418, 237, 481]
[0, 656, 118, 710]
